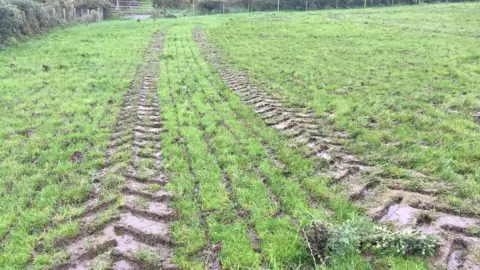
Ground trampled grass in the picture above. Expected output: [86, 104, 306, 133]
[0, 3, 479, 269]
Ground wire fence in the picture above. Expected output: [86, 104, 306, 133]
[47, 6, 108, 22]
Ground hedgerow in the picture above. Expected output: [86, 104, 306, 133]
[0, 0, 106, 46]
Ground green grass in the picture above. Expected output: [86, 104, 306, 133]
[161, 26, 430, 268]
[206, 3, 480, 213]
[1, 3, 478, 269]
[0, 20, 169, 268]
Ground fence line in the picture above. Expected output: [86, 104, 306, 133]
[159, 0, 479, 16]
[37, 4, 107, 22]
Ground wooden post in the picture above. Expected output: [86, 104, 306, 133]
[97, 7, 100, 21]
[192, 0, 195, 16]
[277, 0, 279, 11]
[63, 8, 66, 19]
[52, 7, 56, 18]
[116, 0, 119, 10]
[80, 8, 83, 17]
[223, 2, 225, 14]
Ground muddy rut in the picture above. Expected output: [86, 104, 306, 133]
[193, 29, 480, 269]
[53, 33, 176, 270]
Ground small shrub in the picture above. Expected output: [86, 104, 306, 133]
[306, 219, 440, 266]
[6, 36, 20, 46]
[364, 226, 440, 256]
[306, 217, 370, 263]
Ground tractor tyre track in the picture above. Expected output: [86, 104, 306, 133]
[193, 28, 480, 269]
[51, 32, 177, 270]
[185, 31, 322, 213]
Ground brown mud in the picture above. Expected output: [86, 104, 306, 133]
[50, 32, 176, 270]
[193, 29, 480, 269]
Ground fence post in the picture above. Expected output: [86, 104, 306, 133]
[116, 0, 119, 10]
[97, 7, 100, 21]
[52, 7, 56, 19]
[223, 2, 225, 14]
[277, 0, 279, 11]
[63, 8, 66, 20]
[192, 0, 195, 16]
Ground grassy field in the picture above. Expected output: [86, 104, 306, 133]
[0, 20, 171, 268]
[207, 3, 480, 213]
[0, 3, 479, 269]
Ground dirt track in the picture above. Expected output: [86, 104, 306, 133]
[52, 32, 176, 270]
[193, 28, 480, 269]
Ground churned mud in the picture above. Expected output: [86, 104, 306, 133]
[52, 33, 176, 270]
[193, 29, 480, 269]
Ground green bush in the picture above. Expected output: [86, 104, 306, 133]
[248, 0, 278, 11]
[0, 0, 108, 45]
[306, 219, 440, 266]
[198, 0, 224, 13]
[0, 4, 23, 40]
[11, 0, 42, 34]
[0, 0, 60, 43]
